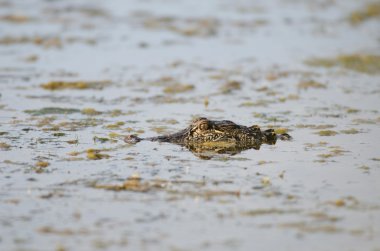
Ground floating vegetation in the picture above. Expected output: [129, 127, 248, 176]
[240, 99, 274, 107]
[37, 226, 90, 236]
[140, 14, 219, 37]
[304, 141, 328, 150]
[24, 54, 38, 62]
[305, 54, 380, 74]
[219, 80, 241, 94]
[274, 128, 288, 134]
[333, 199, 346, 207]
[105, 121, 125, 129]
[52, 132, 65, 137]
[260, 177, 271, 186]
[0, 14, 32, 23]
[0, 142, 11, 150]
[93, 136, 117, 143]
[265, 71, 289, 81]
[108, 132, 121, 138]
[349, 2, 380, 25]
[25, 107, 80, 116]
[327, 196, 359, 209]
[0, 35, 97, 48]
[34, 161, 50, 173]
[352, 117, 380, 124]
[109, 109, 124, 117]
[204, 97, 209, 108]
[163, 83, 194, 94]
[93, 174, 240, 198]
[66, 139, 78, 144]
[340, 128, 359, 134]
[297, 80, 327, 90]
[151, 126, 170, 134]
[94, 174, 150, 192]
[35, 161, 50, 168]
[81, 108, 102, 116]
[44, 5, 109, 18]
[57, 118, 104, 130]
[240, 208, 300, 217]
[317, 130, 338, 136]
[278, 94, 299, 102]
[41, 81, 111, 90]
[317, 146, 347, 160]
[296, 124, 335, 130]
[346, 108, 360, 114]
[257, 160, 275, 166]
[278, 221, 342, 234]
[86, 149, 111, 160]
[145, 118, 178, 124]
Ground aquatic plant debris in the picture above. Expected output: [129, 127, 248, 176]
[41, 80, 111, 90]
[349, 2, 380, 25]
[163, 83, 195, 94]
[93, 175, 241, 198]
[86, 149, 111, 160]
[317, 130, 338, 136]
[0, 142, 11, 150]
[305, 54, 380, 74]
[219, 80, 242, 94]
[25, 107, 80, 115]
[297, 80, 327, 90]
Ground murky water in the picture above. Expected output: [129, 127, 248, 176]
[1, 0, 380, 250]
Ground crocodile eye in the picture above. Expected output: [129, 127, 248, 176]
[199, 121, 209, 130]
[249, 125, 261, 132]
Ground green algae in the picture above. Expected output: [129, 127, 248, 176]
[305, 54, 380, 75]
[25, 107, 80, 115]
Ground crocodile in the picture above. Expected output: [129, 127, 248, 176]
[124, 117, 291, 157]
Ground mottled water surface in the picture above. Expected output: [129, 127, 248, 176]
[0, 0, 380, 250]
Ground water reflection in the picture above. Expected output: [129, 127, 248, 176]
[182, 141, 270, 159]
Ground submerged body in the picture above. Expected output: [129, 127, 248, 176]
[125, 117, 291, 154]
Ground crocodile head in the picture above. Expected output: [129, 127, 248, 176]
[181, 117, 275, 144]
